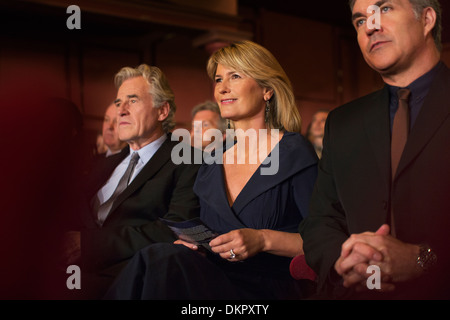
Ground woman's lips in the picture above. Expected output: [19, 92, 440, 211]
[221, 98, 237, 104]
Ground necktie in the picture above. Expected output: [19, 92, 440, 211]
[390, 88, 410, 236]
[391, 88, 411, 177]
[97, 152, 140, 225]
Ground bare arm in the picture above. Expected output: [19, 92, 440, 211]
[209, 228, 302, 261]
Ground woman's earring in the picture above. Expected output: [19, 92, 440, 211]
[265, 100, 270, 123]
[227, 119, 230, 129]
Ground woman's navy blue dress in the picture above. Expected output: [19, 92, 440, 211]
[104, 131, 318, 299]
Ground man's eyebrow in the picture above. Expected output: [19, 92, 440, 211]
[375, 0, 390, 7]
[351, 0, 390, 21]
[114, 94, 139, 105]
[352, 12, 365, 22]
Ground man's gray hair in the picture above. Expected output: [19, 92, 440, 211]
[115, 64, 176, 133]
[348, 0, 442, 51]
[191, 100, 226, 132]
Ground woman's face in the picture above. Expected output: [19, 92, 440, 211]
[214, 64, 271, 123]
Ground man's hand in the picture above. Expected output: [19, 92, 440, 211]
[335, 225, 388, 291]
[335, 224, 422, 292]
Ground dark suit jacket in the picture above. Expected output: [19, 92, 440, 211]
[77, 135, 201, 298]
[299, 63, 450, 299]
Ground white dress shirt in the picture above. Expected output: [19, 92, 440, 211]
[96, 134, 167, 206]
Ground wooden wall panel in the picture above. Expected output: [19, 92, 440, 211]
[81, 46, 141, 131]
[155, 34, 213, 130]
[0, 39, 67, 99]
[260, 10, 338, 104]
[338, 33, 383, 104]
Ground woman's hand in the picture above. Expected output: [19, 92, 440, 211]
[209, 229, 265, 261]
[209, 228, 303, 262]
[173, 239, 206, 257]
[174, 239, 199, 250]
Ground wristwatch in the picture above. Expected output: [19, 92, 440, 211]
[416, 244, 437, 273]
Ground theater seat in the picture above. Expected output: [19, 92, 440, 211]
[289, 254, 316, 281]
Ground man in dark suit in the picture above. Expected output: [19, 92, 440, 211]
[64, 64, 200, 299]
[299, 0, 450, 299]
[100, 102, 127, 157]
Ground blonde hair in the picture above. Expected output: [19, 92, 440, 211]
[207, 40, 302, 133]
[114, 64, 176, 133]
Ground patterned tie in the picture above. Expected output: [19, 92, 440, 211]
[391, 88, 411, 177]
[390, 88, 410, 236]
[96, 152, 140, 226]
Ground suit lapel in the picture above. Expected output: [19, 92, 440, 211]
[395, 64, 450, 180]
[81, 147, 129, 227]
[107, 138, 173, 218]
[86, 147, 129, 199]
[363, 86, 391, 188]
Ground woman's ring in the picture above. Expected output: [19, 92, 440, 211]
[229, 249, 236, 259]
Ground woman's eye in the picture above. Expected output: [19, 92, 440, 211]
[215, 78, 222, 83]
[231, 74, 241, 80]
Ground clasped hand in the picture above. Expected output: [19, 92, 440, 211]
[334, 224, 421, 292]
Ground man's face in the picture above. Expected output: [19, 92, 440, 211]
[310, 111, 328, 139]
[190, 110, 221, 149]
[115, 76, 167, 150]
[102, 103, 124, 152]
[352, 0, 427, 75]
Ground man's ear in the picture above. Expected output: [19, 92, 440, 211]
[422, 7, 437, 39]
[158, 102, 170, 121]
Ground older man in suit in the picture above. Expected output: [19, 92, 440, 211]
[64, 64, 200, 299]
[299, 0, 450, 299]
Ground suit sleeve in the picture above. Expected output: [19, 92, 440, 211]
[81, 161, 201, 273]
[298, 112, 351, 298]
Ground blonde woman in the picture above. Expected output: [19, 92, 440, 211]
[105, 41, 318, 300]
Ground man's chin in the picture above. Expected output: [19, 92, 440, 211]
[364, 53, 398, 73]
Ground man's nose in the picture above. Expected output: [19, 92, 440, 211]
[365, 19, 382, 36]
[117, 102, 129, 116]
